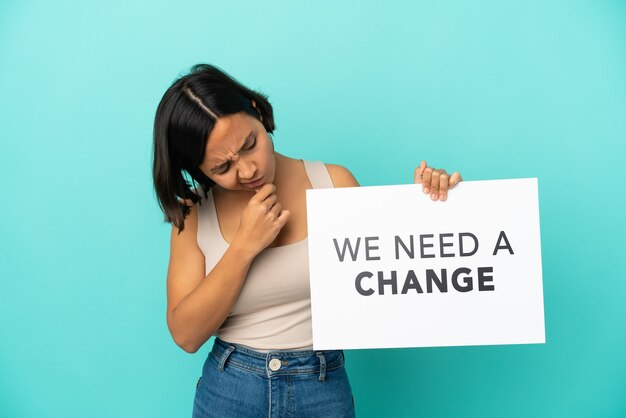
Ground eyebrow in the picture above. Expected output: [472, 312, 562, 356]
[209, 131, 255, 172]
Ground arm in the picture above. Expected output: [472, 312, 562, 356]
[166, 203, 255, 353]
[328, 161, 462, 200]
[166, 184, 290, 353]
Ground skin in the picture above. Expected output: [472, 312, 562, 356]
[165, 100, 462, 353]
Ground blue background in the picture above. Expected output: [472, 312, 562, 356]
[1, 1, 625, 417]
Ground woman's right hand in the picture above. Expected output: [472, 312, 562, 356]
[232, 183, 291, 256]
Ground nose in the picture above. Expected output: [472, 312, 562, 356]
[235, 155, 256, 181]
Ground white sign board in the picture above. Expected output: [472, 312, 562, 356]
[306, 178, 544, 350]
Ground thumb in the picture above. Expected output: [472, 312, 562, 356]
[414, 160, 427, 184]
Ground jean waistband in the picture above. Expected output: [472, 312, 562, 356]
[211, 338, 345, 381]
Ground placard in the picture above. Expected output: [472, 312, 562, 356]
[306, 179, 545, 349]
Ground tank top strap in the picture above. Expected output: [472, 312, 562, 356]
[302, 160, 334, 189]
[196, 188, 229, 255]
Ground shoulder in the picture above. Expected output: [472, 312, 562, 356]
[174, 190, 204, 234]
[324, 163, 360, 188]
[172, 199, 199, 236]
[177, 187, 205, 208]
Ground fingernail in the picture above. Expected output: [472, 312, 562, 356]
[424, 187, 429, 194]
[431, 193, 436, 200]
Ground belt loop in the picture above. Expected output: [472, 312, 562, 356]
[316, 351, 326, 382]
[217, 344, 235, 372]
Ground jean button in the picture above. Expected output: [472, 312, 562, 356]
[269, 358, 282, 371]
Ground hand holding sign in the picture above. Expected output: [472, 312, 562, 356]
[414, 160, 463, 201]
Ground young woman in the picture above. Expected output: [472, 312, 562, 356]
[152, 64, 462, 417]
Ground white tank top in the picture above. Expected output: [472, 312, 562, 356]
[196, 160, 334, 351]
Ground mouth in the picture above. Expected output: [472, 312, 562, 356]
[241, 176, 265, 188]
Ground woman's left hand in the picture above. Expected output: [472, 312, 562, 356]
[414, 160, 462, 201]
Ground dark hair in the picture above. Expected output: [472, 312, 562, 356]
[152, 64, 276, 232]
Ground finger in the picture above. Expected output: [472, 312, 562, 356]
[449, 172, 462, 189]
[250, 183, 276, 203]
[414, 160, 427, 184]
[276, 209, 291, 226]
[269, 201, 282, 217]
[422, 167, 433, 193]
[262, 194, 278, 210]
[439, 172, 450, 201]
[430, 169, 441, 200]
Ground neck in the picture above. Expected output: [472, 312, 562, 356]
[272, 152, 292, 187]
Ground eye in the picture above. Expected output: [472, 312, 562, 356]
[215, 162, 230, 174]
[243, 136, 256, 151]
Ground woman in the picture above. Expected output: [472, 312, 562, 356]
[152, 64, 462, 417]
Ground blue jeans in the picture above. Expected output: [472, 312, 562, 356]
[192, 338, 356, 417]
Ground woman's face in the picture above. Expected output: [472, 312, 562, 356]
[198, 107, 275, 192]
